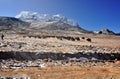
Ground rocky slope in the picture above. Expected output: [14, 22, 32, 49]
[0, 13, 90, 34]
[0, 16, 29, 30]
[15, 11, 90, 33]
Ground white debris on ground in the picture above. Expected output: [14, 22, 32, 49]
[0, 76, 30, 79]
[67, 57, 98, 61]
[91, 57, 98, 61]
[38, 63, 45, 68]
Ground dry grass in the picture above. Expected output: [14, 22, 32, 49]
[0, 67, 120, 79]
[1, 33, 120, 53]
[1, 33, 120, 79]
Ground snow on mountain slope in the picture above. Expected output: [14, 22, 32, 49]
[16, 11, 78, 26]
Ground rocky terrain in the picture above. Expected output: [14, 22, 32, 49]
[0, 11, 120, 79]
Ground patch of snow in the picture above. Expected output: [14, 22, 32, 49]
[67, 19, 78, 27]
[78, 57, 88, 61]
[93, 31, 100, 34]
[67, 57, 77, 61]
[91, 57, 98, 61]
[39, 63, 45, 68]
[67, 57, 88, 61]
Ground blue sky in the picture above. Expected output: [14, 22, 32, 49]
[0, 0, 120, 33]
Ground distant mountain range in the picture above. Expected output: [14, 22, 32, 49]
[94, 29, 115, 35]
[94, 29, 120, 35]
[0, 11, 89, 33]
[0, 11, 119, 35]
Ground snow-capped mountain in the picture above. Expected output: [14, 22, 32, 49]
[15, 11, 78, 26]
[94, 29, 115, 35]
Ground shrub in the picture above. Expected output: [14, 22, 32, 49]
[86, 38, 91, 42]
[81, 37, 85, 39]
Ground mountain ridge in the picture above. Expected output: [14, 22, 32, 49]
[0, 11, 118, 35]
[0, 16, 29, 30]
[15, 11, 79, 27]
[94, 29, 116, 35]
[0, 16, 89, 34]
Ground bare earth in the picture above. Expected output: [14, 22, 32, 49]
[0, 33, 120, 53]
[0, 32, 120, 79]
[1, 67, 120, 79]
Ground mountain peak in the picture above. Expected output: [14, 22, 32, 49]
[94, 29, 115, 35]
[15, 11, 78, 26]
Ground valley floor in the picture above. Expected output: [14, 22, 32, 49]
[0, 32, 120, 53]
[0, 32, 120, 79]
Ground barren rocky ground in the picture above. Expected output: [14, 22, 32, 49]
[0, 31, 120, 79]
[0, 31, 120, 53]
[1, 63, 120, 79]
